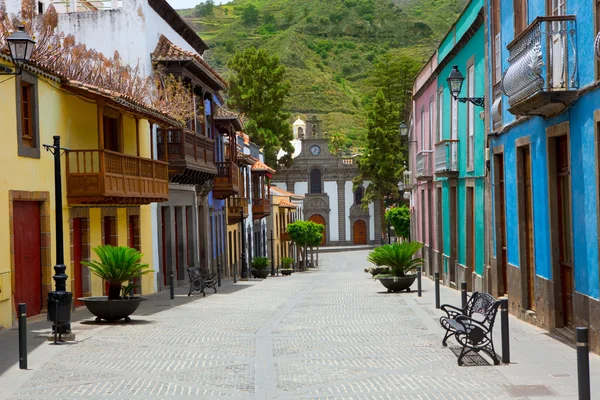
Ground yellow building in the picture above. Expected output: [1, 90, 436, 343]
[0, 57, 179, 328]
[268, 186, 302, 269]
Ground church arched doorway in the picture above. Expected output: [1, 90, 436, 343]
[308, 214, 326, 246]
[353, 220, 367, 244]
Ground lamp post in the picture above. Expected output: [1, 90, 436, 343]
[269, 230, 275, 276]
[240, 206, 248, 280]
[446, 65, 484, 107]
[399, 121, 408, 137]
[0, 26, 36, 75]
[43, 136, 72, 339]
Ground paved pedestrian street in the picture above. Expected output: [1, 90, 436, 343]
[2, 249, 600, 399]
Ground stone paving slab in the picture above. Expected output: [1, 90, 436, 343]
[1, 249, 599, 399]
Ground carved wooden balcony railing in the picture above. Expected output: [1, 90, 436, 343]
[213, 161, 240, 199]
[434, 140, 459, 178]
[415, 150, 434, 181]
[252, 197, 271, 220]
[66, 149, 169, 205]
[227, 197, 249, 225]
[502, 16, 577, 117]
[157, 128, 216, 185]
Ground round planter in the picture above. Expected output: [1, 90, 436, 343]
[252, 269, 270, 279]
[370, 267, 390, 276]
[378, 275, 417, 293]
[281, 269, 293, 276]
[78, 296, 146, 322]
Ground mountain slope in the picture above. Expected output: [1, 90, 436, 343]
[179, 0, 467, 152]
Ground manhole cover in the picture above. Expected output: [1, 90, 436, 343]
[505, 385, 557, 397]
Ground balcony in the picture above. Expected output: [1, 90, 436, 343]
[252, 198, 271, 220]
[415, 150, 434, 181]
[157, 128, 216, 185]
[502, 16, 578, 118]
[213, 161, 240, 199]
[435, 140, 459, 178]
[280, 231, 291, 241]
[66, 149, 169, 205]
[227, 197, 249, 225]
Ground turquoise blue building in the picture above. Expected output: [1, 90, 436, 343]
[487, 0, 600, 350]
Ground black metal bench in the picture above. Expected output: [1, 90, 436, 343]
[439, 292, 500, 365]
[187, 267, 218, 297]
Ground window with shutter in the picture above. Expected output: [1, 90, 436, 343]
[451, 97, 458, 141]
[437, 89, 443, 142]
[514, 0, 528, 36]
[467, 64, 475, 169]
[492, 0, 501, 86]
[428, 98, 434, 150]
[420, 107, 425, 151]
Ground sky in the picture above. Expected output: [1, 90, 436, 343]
[167, 0, 231, 9]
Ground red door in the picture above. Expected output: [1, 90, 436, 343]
[161, 207, 168, 286]
[73, 218, 84, 307]
[14, 201, 42, 317]
[353, 220, 367, 244]
[308, 214, 326, 246]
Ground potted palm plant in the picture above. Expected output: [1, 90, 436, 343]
[280, 257, 294, 276]
[367, 242, 423, 292]
[79, 245, 153, 322]
[251, 256, 270, 279]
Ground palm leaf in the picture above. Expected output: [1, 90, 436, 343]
[81, 245, 153, 284]
[367, 242, 424, 277]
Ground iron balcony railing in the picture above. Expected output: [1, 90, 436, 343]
[415, 150, 434, 180]
[502, 16, 577, 106]
[435, 140, 459, 175]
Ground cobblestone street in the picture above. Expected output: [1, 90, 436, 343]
[1, 249, 600, 399]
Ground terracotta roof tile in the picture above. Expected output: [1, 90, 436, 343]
[214, 105, 239, 120]
[151, 35, 227, 88]
[278, 200, 298, 208]
[251, 159, 276, 174]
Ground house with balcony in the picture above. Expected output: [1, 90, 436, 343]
[267, 186, 302, 270]
[487, 0, 600, 350]
[409, 0, 486, 292]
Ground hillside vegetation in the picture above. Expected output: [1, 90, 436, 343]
[179, 0, 467, 152]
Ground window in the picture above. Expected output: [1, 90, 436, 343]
[103, 115, 121, 152]
[420, 107, 425, 151]
[310, 169, 321, 194]
[437, 89, 443, 142]
[467, 64, 475, 169]
[514, 0, 528, 36]
[451, 96, 458, 141]
[355, 187, 364, 205]
[492, 0, 501, 85]
[16, 74, 39, 158]
[428, 98, 434, 150]
[596, 0, 600, 79]
[38, 1, 44, 14]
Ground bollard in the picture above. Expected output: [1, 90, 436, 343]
[417, 267, 422, 297]
[18, 303, 27, 370]
[233, 263, 237, 284]
[217, 263, 222, 287]
[577, 327, 591, 400]
[169, 269, 175, 300]
[460, 282, 467, 310]
[501, 297, 510, 364]
[434, 272, 440, 309]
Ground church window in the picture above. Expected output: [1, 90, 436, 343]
[310, 169, 322, 194]
[355, 187, 364, 205]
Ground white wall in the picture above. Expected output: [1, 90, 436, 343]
[295, 182, 308, 196]
[364, 181, 375, 241]
[344, 181, 353, 240]
[324, 181, 338, 241]
[273, 182, 287, 191]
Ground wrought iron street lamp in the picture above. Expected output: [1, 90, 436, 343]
[1, 26, 36, 75]
[446, 65, 484, 108]
[399, 121, 408, 137]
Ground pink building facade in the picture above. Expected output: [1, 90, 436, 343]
[410, 54, 439, 278]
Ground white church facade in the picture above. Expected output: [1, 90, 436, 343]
[272, 116, 382, 246]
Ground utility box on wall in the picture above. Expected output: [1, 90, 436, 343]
[0, 272, 10, 301]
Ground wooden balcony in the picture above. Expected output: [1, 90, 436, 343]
[434, 140, 459, 179]
[252, 198, 271, 220]
[157, 128, 216, 185]
[280, 231, 291, 241]
[227, 197, 249, 225]
[66, 149, 169, 205]
[213, 161, 240, 199]
[502, 16, 578, 118]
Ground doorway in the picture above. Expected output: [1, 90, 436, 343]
[353, 220, 367, 244]
[73, 218, 84, 307]
[519, 146, 536, 311]
[308, 214, 326, 245]
[449, 185, 457, 283]
[494, 153, 508, 296]
[14, 201, 42, 317]
[436, 187, 444, 279]
[466, 187, 475, 277]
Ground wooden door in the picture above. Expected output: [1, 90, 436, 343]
[103, 116, 120, 152]
[129, 216, 141, 295]
[436, 187, 444, 278]
[73, 218, 84, 307]
[449, 186, 457, 283]
[523, 147, 536, 311]
[353, 220, 367, 245]
[161, 207, 168, 286]
[308, 214, 326, 246]
[467, 187, 475, 275]
[14, 201, 42, 317]
[556, 136, 573, 327]
[496, 154, 508, 296]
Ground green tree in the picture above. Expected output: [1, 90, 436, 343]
[263, 11, 276, 25]
[194, 0, 214, 17]
[240, 4, 260, 25]
[227, 47, 293, 166]
[329, 132, 345, 155]
[354, 90, 402, 213]
[287, 221, 324, 270]
[385, 205, 410, 240]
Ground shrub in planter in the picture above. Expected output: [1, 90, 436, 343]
[280, 257, 294, 276]
[367, 242, 423, 292]
[251, 256, 270, 278]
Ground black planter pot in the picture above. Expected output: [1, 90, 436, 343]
[378, 275, 417, 293]
[252, 269, 270, 279]
[281, 269, 293, 276]
[78, 296, 146, 322]
[370, 267, 390, 276]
